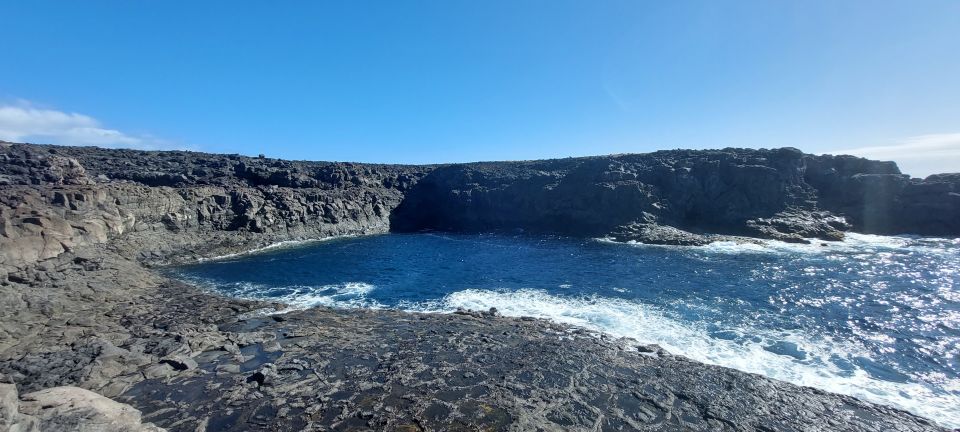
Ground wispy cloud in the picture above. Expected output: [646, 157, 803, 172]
[0, 101, 182, 150]
[827, 133, 960, 178]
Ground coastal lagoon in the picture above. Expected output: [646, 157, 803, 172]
[173, 233, 960, 427]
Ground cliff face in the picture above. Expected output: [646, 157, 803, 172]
[2, 142, 958, 278]
[805, 156, 960, 235]
[390, 147, 960, 243]
[0, 143, 429, 279]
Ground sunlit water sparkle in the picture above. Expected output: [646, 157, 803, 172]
[170, 232, 960, 427]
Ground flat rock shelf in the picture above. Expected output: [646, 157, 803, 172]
[119, 307, 942, 431]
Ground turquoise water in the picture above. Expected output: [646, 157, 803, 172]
[172, 233, 960, 427]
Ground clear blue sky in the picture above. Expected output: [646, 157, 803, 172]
[1, 1, 958, 175]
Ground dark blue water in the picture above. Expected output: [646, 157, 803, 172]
[172, 233, 960, 426]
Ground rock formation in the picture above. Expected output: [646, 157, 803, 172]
[0, 381, 162, 432]
[0, 141, 956, 431]
[390, 147, 959, 242]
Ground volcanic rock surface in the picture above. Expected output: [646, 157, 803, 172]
[1, 141, 957, 431]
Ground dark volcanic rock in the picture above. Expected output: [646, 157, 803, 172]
[1, 141, 956, 431]
[390, 147, 960, 240]
[804, 155, 960, 235]
[746, 209, 850, 243]
[118, 309, 941, 432]
[0, 142, 430, 276]
[608, 220, 747, 246]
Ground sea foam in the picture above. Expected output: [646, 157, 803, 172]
[175, 231, 960, 427]
[178, 274, 380, 311]
[198, 234, 358, 262]
[405, 288, 960, 428]
[599, 232, 957, 257]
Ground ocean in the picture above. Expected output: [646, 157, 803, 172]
[170, 232, 960, 427]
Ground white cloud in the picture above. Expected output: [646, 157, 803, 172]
[0, 102, 181, 150]
[827, 133, 960, 178]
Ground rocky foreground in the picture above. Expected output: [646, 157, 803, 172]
[1, 141, 958, 431]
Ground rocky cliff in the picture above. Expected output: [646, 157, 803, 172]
[0, 142, 429, 278]
[390, 147, 960, 244]
[3, 143, 958, 275]
[0, 141, 956, 431]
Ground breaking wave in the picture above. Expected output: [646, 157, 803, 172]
[405, 288, 960, 427]
[177, 275, 381, 310]
[598, 232, 959, 256]
[198, 235, 358, 262]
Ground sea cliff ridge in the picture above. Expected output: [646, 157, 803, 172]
[1, 141, 957, 431]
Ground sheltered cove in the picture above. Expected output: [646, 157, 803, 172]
[1, 141, 958, 431]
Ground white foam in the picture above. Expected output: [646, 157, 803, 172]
[599, 232, 959, 257]
[198, 235, 358, 262]
[695, 233, 920, 255]
[181, 231, 958, 426]
[405, 288, 960, 428]
[179, 275, 381, 311]
[275, 282, 381, 310]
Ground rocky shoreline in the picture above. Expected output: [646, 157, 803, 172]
[1, 141, 957, 431]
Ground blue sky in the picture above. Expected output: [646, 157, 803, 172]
[1, 1, 958, 176]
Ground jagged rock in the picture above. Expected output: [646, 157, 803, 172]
[160, 356, 198, 372]
[246, 364, 278, 387]
[142, 364, 176, 380]
[746, 209, 849, 243]
[609, 221, 744, 246]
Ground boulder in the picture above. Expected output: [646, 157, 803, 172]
[18, 386, 163, 432]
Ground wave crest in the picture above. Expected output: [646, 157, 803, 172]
[405, 288, 960, 428]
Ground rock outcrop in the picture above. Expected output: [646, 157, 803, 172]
[0, 142, 429, 277]
[1, 379, 162, 432]
[390, 147, 960, 242]
[1, 141, 957, 431]
[805, 157, 960, 235]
